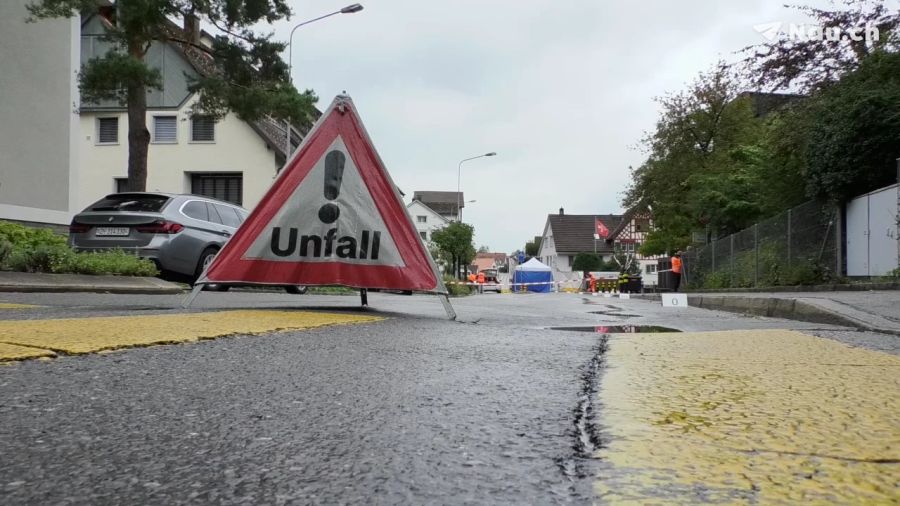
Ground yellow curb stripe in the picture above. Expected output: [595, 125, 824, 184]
[0, 310, 381, 356]
[0, 303, 39, 309]
[596, 329, 900, 504]
[0, 342, 56, 361]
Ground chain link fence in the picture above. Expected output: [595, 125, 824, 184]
[684, 201, 838, 289]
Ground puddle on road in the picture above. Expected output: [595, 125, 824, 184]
[548, 325, 681, 334]
[589, 311, 640, 318]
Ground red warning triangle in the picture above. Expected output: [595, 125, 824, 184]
[199, 95, 444, 293]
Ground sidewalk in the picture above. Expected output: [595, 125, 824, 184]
[639, 290, 900, 335]
[0, 271, 184, 295]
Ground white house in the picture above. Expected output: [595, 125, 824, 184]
[406, 199, 449, 243]
[537, 209, 623, 281]
[0, 1, 305, 226]
[536, 207, 665, 285]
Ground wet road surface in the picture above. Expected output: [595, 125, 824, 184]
[0, 291, 897, 504]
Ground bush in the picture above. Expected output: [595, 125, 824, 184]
[7, 243, 73, 273]
[0, 221, 158, 276]
[443, 275, 472, 297]
[0, 236, 12, 268]
[0, 221, 66, 249]
[61, 250, 159, 277]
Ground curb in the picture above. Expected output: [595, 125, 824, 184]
[633, 293, 900, 336]
[0, 276, 184, 295]
[684, 282, 899, 293]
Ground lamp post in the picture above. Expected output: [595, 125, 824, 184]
[456, 152, 496, 221]
[283, 4, 364, 159]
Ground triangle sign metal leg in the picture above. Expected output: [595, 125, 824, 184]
[438, 294, 457, 320]
[182, 283, 204, 308]
[360, 288, 369, 307]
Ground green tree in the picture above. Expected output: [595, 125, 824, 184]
[625, 63, 770, 255]
[431, 222, 475, 280]
[799, 50, 900, 203]
[571, 252, 602, 273]
[28, 0, 318, 192]
[524, 239, 541, 257]
[741, 0, 899, 92]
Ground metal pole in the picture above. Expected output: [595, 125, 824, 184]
[730, 235, 734, 287]
[754, 223, 759, 287]
[284, 7, 361, 161]
[787, 208, 792, 270]
[457, 159, 463, 221]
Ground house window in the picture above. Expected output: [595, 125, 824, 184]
[153, 115, 177, 143]
[417, 216, 427, 223]
[114, 178, 128, 193]
[191, 173, 242, 205]
[419, 231, 427, 240]
[191, 116, 216, 142]
[646, 264, 657, 274]
[97, 117, 119, 144]
[568, 255, 574, 267]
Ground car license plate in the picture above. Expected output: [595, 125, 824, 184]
[95, 227, 130, 237]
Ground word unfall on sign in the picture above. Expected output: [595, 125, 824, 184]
[270, 227, 381, 260]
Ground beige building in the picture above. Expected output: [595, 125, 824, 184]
[0, 2, 301, 226]
[0, 0, 81, 226]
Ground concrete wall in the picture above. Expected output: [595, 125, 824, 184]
[78, 96, 279, 212]
[0, 1, 79, 224]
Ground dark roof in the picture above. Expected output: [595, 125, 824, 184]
[80, 11, 319, 160]
[547, 214, 623, 254]
[413, 191, 464, 216]
[738, 91, 805, 118]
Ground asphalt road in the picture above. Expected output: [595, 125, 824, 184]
[0, 291, 895, 504]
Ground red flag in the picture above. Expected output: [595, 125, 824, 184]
[595, 218, 609, 238]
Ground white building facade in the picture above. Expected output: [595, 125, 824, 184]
[406, 200, 449, 243]
[0, 5, 297, 226]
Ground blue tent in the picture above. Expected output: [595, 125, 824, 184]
[513, 258, 553, 293]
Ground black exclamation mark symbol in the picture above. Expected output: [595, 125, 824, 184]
[318, 150, 345, 224]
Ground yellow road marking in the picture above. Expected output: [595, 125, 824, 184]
[0, 342, 56, 361]
[0, 310, 381, 357]
[596, 329, 900, 504]
[0, 303, 38, 309]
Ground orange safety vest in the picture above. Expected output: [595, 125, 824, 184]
[468, 273, 476, 283]
[477, 273, 485, 284]
[671, 256, 682, 274]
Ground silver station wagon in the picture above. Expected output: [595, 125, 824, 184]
[69, 192, 305, 293]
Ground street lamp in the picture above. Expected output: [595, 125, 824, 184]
[457, 152, 496, 221]
[283, 4, 364, 158]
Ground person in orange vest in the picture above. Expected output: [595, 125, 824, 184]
[671, 251, 683, 292]
[588, 272, 596, 293]
[476, 271, 486, 294]
[467, 272, 477, 285]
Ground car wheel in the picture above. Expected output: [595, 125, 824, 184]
[285, 286, 308, 295]
[194, 247, 228, 291]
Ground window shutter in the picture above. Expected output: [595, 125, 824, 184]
[98, 118, 118, 143]
[154, 116, 177, 142]
[191, 173, 243, 206]
[191, 116, 216, 142]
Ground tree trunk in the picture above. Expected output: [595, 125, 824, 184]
[126, 81, 150, 192]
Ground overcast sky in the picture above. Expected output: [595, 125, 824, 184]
[272, 0, 883, 253]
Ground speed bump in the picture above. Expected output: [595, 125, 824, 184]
[0, 310, 381, 358]
[595, 329, 900, 504]
[0, 342, 55, 361]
